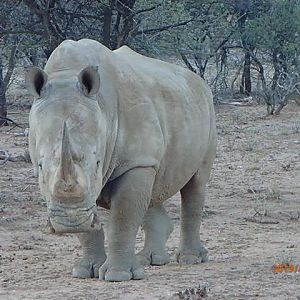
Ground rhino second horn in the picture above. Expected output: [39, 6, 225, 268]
[60, 121, 76, 182]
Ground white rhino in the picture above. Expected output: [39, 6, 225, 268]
[26, 39, 216, 282]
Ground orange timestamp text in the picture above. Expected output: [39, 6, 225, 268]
[272, 263, 300, 273]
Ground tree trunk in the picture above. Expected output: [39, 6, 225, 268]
[0, 94, 7, 126]
[116, 0, 136, 48]
[240, 50, 251, 95]
[0, 56, 7, 126]
[235, 6, 252, 96]
[271, 49, 279, 90]
[0, 40, 17, 126]
[0, 69, 7, 125]
[102, 5, 112, 49]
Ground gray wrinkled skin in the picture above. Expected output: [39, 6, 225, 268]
[27, 39, 217, 282]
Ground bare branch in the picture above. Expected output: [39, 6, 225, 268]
[179, 52, 197, 74]
[130, 3, 162, 18]
[0, 30, 43, 35]
[134, 18, 194, 36]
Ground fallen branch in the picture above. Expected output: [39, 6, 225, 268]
[244, 216, 279, 224]
[218, 101, 253, 106]
[14, 141, 29, 147]
[0, 150, 10, 165]
[0, 150, 31, 165]
[0, 116, 23, 128]
[4, 128, 29, 136]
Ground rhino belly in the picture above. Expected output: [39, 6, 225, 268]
[151, 141, 207, 203]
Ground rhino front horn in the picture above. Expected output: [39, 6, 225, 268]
[52, 122, 85, 201]
[60, 121, 76, 182]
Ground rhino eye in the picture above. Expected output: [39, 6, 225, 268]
[38, 162, 42, 170]
[72, 153, 84, 162]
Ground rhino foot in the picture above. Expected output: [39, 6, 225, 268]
[72, 255, 106, 278]
[137, 249, 170, 266]
[177, 245, 208, 265]
[73, 229, 106, 278]
[99, 257, 145, 281]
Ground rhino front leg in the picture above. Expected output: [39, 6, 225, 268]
[99, 167, 155, 281]
[137, 205, 173, 266]
[72, 227, 107, 278]
[177, 173, 208, 264]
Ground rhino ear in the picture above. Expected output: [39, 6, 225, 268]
[78, 66, 100, 96]
[25, 66, 48, 97]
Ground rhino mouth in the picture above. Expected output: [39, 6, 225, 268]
[47, 204, 100, 233]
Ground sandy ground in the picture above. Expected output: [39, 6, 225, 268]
[0, 101, 299, 300]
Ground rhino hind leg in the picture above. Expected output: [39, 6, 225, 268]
[177, 172, 208, 264]
[137, 205, 174, 266]
[72, 227, 107, 278]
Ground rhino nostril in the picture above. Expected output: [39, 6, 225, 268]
[72, 152, 84, 163]
[52, 178, 85, 202]
[67, 182, 75, 189]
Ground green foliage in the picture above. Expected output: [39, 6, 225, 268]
[247, 0, 300, 57]
[132, 0, 189, 55]
[1, 0, 300, 113]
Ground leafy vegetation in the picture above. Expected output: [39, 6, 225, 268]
[1, 0, 300, 123]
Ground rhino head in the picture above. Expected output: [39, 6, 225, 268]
[26, 65, 106, 233]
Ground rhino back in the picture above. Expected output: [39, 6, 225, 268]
[112, 47, 216, 201]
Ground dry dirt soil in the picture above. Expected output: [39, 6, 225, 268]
[0, 100, 299, 300]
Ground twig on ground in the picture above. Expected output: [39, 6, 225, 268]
[279, 211, 300, 221]
[22, 185, 30, 192]
[172, 283, 210, 299]
[253, 207, 267, 217]
[245, 208, 280, 224]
